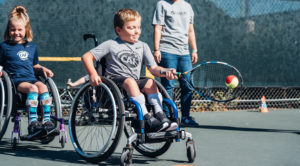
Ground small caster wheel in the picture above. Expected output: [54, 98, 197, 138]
[12, 137, 17, 151]
[186, 139, 196, 163]
[120, 147, 133, 166]
[59, 134, 66, 148]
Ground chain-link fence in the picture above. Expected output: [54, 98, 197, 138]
[59, 86, 300, 114]
[173, 87, 300, 112]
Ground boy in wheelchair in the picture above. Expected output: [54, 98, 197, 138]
[82, 8, 178, 132]
[0, 6, 56, 138]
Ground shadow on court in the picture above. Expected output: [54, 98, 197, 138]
[0, 109, 300, 166]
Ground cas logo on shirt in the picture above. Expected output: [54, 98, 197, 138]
[17, 51, 29, 61]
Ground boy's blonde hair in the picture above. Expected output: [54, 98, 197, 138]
[114, 8, 141, 32]
[4, 6, 33, 42]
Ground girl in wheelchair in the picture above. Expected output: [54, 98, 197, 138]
[82, 8, 178, 132]
[0, 6, 55, 137]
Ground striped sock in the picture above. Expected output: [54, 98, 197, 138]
[26, 92, 39, 123]
[39, 92, 52, 122]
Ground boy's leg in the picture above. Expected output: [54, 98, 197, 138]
[122, 78, 166, 132]
[143, 79, 178, 131]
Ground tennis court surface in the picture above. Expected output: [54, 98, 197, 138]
[0, 109, 299, 166]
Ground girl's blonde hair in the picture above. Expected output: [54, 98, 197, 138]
[4, 6, 33, 42]
[114, 8, 141, 32]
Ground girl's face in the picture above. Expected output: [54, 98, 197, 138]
[9, 20, 26, 44]
[116, 18, 141, 43]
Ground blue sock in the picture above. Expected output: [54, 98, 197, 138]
[39, 92, 52, 122]
[27, 92, 39, 124]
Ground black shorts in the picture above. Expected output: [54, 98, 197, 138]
[14, 80, 39, 88]
[110, 77, 150, 91]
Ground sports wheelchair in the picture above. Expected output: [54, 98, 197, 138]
[0, 68, 66, 149]
[68, 65, 196, 165]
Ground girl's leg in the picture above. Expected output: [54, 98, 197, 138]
[17, 82, 41, 134]
[35, 82, 54, 131]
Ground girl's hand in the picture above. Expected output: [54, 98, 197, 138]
[43, 67, 54, 78]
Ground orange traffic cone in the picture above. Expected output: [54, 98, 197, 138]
[259, 96, 269, 113]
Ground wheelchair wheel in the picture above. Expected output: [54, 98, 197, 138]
[38, 77, 62, 144]
[0, 71, 13, 140]
[124, 78, 173, 157]
[69, 77, 125, 163]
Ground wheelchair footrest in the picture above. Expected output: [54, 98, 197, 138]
[145, 130, 178, 140]
[20, 129, 60, 141]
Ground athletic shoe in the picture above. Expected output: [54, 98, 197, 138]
[155, 111, 177, 131]
[181, 116, 200, 127]
[165, 122, 178, 131]
[144, 113, 168, 132]
[43, 121, 55, 132]
[28, 121, 43, 135]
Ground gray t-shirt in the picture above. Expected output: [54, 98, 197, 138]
[152, 0, 194, 55]
[90, 38, 157, 80]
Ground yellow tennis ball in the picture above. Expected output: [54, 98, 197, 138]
[225, 75, 239, 89]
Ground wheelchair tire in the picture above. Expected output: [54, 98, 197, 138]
[124, 77, 173, 157]
[39, 77, 62, 144]
[69, 77, 125, 163]
[0, 71, 13, 140]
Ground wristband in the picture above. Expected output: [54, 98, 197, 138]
[154, 49, 160, 52]
[192, 49, 198, 53]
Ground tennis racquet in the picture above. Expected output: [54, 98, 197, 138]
[175, 61, 243, 102]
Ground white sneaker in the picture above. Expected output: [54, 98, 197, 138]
[165, 122, 178, 131]
[157, 122, 169, 132]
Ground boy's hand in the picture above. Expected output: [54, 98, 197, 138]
[0, 71, 2, 77]
[89, 74, 102, 86]
[165, 68, 178, 80]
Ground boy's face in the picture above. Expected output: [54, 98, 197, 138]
[9, 20, 26, 44]
[116, 18, 141, 43]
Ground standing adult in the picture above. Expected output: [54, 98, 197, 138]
[152, 0, 199, 127]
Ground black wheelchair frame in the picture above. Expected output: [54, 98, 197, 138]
[0, 68, 66, 149]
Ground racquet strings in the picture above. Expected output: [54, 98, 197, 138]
[190, 63, 242, 101]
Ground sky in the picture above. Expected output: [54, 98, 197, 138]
[209, 0, 300, 18]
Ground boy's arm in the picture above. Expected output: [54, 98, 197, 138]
[82, 51, 102, 86]
[67, 76, 87, 87]
[33, 64, 54, 78]
[148, 65, 177, 80]
[188, 23, 198, 64]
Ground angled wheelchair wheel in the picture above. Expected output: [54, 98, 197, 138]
[69, 77, 125, 163]
[124, 78, 173, 157]
[37, 76, 62, 144]
[0, 71, 13, 141]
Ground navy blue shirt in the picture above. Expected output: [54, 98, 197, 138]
[0, 41, 39, 83]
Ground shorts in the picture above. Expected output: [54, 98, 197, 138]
[110, 77, 149, 91]
[15, 80, 39, 88]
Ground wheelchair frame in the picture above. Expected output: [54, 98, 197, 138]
[67, 33, 196, 165]
[0, 69, 66, 149]
[68, 76, 196, 165]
